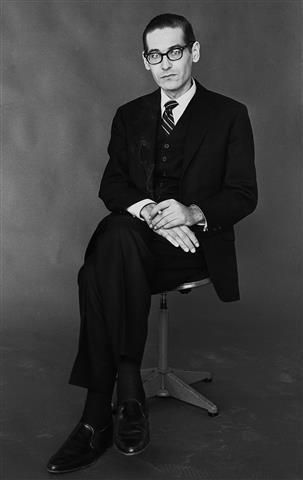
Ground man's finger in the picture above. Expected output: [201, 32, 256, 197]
[160, 228, 189, 251]
[162, 219, 183, 229]
[180, 226, 199, 247]
[171, 230, 194, 252]
[174, 227, 196, 252]
[152, 209, 186, 228]
[151, 211, 172, 228]
[165, 233, 180, 248]
[175, 234, 192, 252]
[153, 213, 177, 229]
[157, 225, 197, 252]
[150, 200, 171, 219]
[184, 231, 199, 248]
[156, 228, 179, 247]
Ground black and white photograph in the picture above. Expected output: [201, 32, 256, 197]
[1, 1, 302, 479]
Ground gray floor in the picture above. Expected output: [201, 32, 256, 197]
[2, 299, 302, 480]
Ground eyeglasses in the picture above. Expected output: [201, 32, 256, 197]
[144, 42, 194, 65]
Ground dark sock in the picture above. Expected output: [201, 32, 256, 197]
[81, 390, 113, 430]
[117, 356, 145, 404]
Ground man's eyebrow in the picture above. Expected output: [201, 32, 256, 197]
[147, 44, 183, 53]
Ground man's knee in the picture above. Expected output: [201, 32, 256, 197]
[105, 213, 143, 234]
[84, 213, 151, 264]
[98, 213, 149, 247]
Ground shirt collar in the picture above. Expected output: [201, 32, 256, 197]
[160, 78, 196, 113]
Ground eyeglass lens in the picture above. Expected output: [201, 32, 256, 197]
[147, 47, 184, 65]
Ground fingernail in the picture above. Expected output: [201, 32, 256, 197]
[184, 248, 189, 252]
[191, 249, 196, 253]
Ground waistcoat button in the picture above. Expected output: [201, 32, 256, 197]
[162, 156, 167, 162]
[164, 143, 170, 149]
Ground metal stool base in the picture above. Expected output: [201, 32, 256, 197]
[141, 280, 219, 416]
[141, 367, 218, 415]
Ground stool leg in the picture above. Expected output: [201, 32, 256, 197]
[142, 293, 170, 397]
[157, 292, 170, 396]
[165, 372, 218, 415]
[172, 369, 212, 384]
[141, 370, 162, 398]
[159, 292, 168, 373]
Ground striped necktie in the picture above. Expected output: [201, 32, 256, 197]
[161, 100, 178, 135]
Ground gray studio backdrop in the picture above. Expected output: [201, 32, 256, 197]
[2, 0, 302, 406]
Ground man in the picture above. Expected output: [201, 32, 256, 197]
[47, 13, 257, 474]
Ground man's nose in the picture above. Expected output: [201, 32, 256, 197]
[161, 56, 172, 70]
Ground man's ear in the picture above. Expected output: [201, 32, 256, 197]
[142, 51, 151, 71]
[192, 41, 200, 63]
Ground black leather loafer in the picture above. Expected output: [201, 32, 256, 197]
[47, 421, 113, 474]
[114, 399, 150, 456]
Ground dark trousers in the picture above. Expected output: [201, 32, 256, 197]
[69, 213, 208, 393]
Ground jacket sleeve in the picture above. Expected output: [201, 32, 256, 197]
[99, 107, 148, 212]
[197, 105, 258, 230]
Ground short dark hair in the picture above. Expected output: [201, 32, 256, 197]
[143, 13, 196, 52]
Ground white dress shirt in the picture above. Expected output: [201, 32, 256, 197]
[161, 78, 196, 125]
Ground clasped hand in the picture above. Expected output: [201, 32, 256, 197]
[140, 201, 199, 253]
[150, 199, 196, 229]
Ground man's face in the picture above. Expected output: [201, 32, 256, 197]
[143, 26, 200, 98]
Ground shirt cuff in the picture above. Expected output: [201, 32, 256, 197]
[127, 199, 156, 220]
[191, 204, 208, 231]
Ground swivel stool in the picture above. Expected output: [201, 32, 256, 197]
[142, 278, 219, 416]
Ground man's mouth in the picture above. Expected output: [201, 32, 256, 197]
[161, 74, 176, 79]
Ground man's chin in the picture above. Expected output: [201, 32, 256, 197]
[159, 77, 180, 91]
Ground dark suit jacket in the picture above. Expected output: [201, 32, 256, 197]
[99, 81, 258, 301]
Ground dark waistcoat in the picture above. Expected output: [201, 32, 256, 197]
[154, 103, 193, 202]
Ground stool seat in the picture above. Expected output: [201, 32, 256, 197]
[142, 277, 219, 416]
[175, 277, 211, 291]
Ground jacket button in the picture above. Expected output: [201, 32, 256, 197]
[164, 143, 170, 149]
[162, 156, 167, 162]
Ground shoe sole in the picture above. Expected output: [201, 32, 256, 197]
[47, 444, 112, 474]
[47, 458, 99, 474]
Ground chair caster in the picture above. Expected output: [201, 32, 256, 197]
[208, 410, 219, 417]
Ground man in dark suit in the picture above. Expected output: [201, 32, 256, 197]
[47, 13, 257, 474]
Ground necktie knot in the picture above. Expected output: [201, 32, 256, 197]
[164, 100, 178, 114]
[162, 100, 178, 135]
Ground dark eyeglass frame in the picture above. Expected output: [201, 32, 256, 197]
[144, 42, 195, 65]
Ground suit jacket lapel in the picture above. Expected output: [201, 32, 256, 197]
[182, 81, 214, 177]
